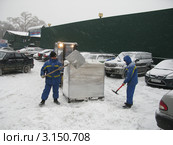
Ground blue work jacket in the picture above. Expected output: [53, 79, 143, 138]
[123, 55, 138, 86]
[41, 58, 62, 85]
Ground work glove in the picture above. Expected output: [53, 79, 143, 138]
[41, 75, 45, 78]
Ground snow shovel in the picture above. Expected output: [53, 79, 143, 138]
[42, 50, 85, 78]
[65, 50, 85, 69]
[42, 64, 68, 78]
[112, 83, 125, 95]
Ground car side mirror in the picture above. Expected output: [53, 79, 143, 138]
[135, 59, 139, 63]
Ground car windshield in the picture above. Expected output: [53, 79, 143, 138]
[0, 51, 6, 59]
[88, 54, 97, 59]
[97, 55, 114, 60]
[115, 52, 135, 61]
[155, 59, 173, 70]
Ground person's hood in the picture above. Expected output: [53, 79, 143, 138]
[123, 55, 132, 65]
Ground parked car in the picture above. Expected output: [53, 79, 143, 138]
[42, 51, 51, 61]
[33, 49, 53, 60]
[85, 53, 115, 63]
[105, 51, 153, 78]
[80, 52, 91, 59]
[145, 59, 173, 89]
[0, 50, 34, 76]
[155, 90, 173, 130]
[18, 44, 43, 57]
[0, 47, 14, 51]
[17, 48, 27, 53]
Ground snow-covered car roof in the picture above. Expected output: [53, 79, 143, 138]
[39, 49, 53, 53]
[0, 47, 14, 51]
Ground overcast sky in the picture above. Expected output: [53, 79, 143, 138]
[0, 0, 173, 26]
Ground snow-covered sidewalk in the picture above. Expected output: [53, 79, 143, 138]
[0, 60, 169, 130]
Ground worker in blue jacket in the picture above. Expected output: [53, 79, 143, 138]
[39, 51, 62, 106]
[122, 55, 138, 108]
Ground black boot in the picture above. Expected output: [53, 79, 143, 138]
[39, 100, 45, 106]
[123, 103, 132, 109]
[54, 99, 60, 105]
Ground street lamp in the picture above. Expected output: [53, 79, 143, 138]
[99, 13, 103, 18]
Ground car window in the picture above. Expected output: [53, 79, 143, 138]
[141, 53, 151, 59]
[15, 53, 23, 58]
[0, 51, 6, 59]
[4, 53, 15, 59]
[98, 55, 114, 60]
[21, 53, 27, 58]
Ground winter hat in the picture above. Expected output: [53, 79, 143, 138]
[50, 51, 56, 57]
[123, 55, 132, 65]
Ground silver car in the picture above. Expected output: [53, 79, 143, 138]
[105, 51, 153, 78]
[155, 90, 173, 130]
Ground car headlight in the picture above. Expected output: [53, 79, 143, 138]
[166, 73, 173, 79]
[145, 71, 150, 77]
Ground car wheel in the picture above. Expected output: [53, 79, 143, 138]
[23, 65, 31, 73]
[0, 68, 2, 76]
[68, 98, 71, 103]
[105, 73, 111, 77]
[121, 73, 125, 79]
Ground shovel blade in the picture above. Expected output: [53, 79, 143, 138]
[112, 89, 119, 95]
[66, 50, 85, 69]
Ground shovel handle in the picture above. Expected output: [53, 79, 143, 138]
[42, 64, 68, 78]
[112, 83, 125, 94]
[116, 83, 125, 92]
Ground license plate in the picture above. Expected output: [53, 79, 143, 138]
[151, 79, 161, 83]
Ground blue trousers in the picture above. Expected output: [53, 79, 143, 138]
[41, 83, 59, 101]
[126, 84, 136, 105]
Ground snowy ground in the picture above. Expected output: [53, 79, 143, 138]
[0, 60, 169, 130]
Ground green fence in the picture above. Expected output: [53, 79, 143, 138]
[41, 8, 173, 59]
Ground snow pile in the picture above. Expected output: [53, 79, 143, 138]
[0, 60, 169, 130]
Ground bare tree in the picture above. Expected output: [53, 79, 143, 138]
[0, 12, 46, 39]
[7, 12, 46, 31]
[0, 21, 16, 39]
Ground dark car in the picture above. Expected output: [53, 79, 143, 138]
[145, 59, 173, 89]
[0, 50, 34, 76]
[155, 90, 173, 130]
